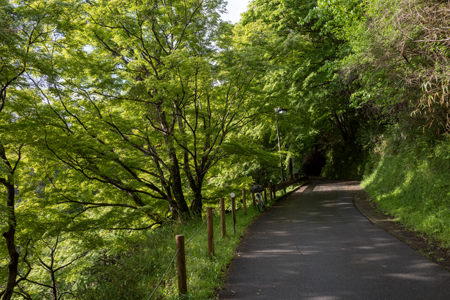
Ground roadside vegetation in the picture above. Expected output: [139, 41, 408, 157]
[77, 188, 296, 300]
[362, 133, 450, 247]
[80, 205, 261, 300]
[351, 0, 450, 248]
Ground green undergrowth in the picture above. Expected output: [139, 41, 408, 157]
[80, 201, 260, 299]
[362, 133, 450, 248]
[79, 185, 303, 300]
[77, 181, 308, 300]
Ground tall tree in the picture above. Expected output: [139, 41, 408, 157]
[21, 0, 268, 229]
[0, 0, 66, 298]
[237, 0, 384, 179]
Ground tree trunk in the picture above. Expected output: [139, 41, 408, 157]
[189, 176, 204, 216]
[50, 271, 58, 300]
[155, 105, 190, 217]
[167, 195, 179, 219]
[2, 182, 19, 300]
[151, 155, 178, 218]
[167, 148, 190, 215]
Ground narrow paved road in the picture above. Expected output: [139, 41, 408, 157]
[219, 179, 450, 299]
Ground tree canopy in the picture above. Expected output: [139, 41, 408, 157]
[1, 0, 449, 298]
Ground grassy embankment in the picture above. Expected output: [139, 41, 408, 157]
[361, 134, 450, 248]
[82, 186, 300, 300]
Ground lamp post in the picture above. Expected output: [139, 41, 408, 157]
[230, 192, 236, 233]
[275, 107, 287, 186]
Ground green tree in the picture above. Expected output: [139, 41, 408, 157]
[0, 0, 67, 297]
[235, 0, 389, 179]
[20, 0, 269, 234]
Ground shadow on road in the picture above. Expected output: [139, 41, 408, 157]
[219, 179, 450, 300]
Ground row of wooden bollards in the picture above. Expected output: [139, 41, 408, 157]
[175, 187, 269, 295]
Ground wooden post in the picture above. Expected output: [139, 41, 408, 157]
[242, 188, 247, 215]
[269, 182, 273, 201]
[252, 192, 256, 208]
[220, 198, 226, 238]
[207, 207, 214, 257]
[176, 235, 187, 295]
[289, 158, 294, 181]
[263, 185, 267, 203]
[231, 196, 236, 234]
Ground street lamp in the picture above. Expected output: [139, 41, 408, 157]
[275, 107, 288, 185]
[230, 192, 236, 233]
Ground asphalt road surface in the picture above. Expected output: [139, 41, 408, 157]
[219, 180, 450, 299]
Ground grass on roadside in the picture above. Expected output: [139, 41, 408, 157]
[80, 203, 261, 299]
[159, 205, 261, 300]
[362, 135, 450, 248]
[80, 184, 306, 300]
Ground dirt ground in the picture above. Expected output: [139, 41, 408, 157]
[354, 189, 450, 272]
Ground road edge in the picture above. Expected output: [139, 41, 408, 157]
[353, 188, 450, 272]
[216, 182, 311, 299]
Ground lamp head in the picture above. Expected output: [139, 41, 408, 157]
[275, 107, 288, 114]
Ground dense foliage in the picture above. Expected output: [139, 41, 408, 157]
[1, 0, 450, 298]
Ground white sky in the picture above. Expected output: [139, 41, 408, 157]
[221, 0, 252, 24]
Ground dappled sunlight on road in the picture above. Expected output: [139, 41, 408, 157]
[220, 179, 450, 299]
[387, 273, 436, 281]
[304, 297, 341, 300]
[313, 181, 363, 192]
